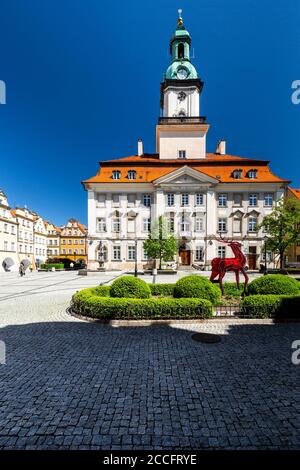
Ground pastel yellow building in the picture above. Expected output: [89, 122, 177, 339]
[60, 219, 87, 265]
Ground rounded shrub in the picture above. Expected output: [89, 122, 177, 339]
[110, 275, 151, 299]
[173, 275, 221, 303]
[247, 274, 300, 296]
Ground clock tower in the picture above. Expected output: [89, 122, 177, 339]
[156, 10, 209, 159]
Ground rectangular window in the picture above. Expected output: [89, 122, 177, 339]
[233, 193, 242, 206]
[143, 218, 151, 232]
[195, 217, 204, 232]
[181, 193, 189, 206]
[264, 193, 273, 207]
[218, 218, 227, 233]
[127, 219, 135, 233]
[128, 245, 136, 261]
[112, 194, 120, 206]
[113, 245, 121, 261]
[80, 249, 84, 254]
[68, 240, 72, 245]
[195, 247, 204, 262]
[143, 248, 149, 260]
[218, 246, 226, 258]
[97, 194, 106, 205]
[195, 193, 204, 206]
[178, 150, 186, 159]
[143, 194, 151, 207]
[168, 215, 175, 233]
[167, 193, 175, 206]
[62, 239, 66, 245]
[68, 249, 72, 254]
[80, 239, 84, 244]
[218, 194, 227, 207]
[11, 225, 15, 234]
[4, 241, 8, 251]
[261, 251, 272, 262]
[11, 242, 15, 251]
[127, 193, 136, 205]
[249, 193, 258, 206]
[62, 249, 66, 254]
[97, 218, 107, 232]
[233, 217, 242, 233]
[248, 216, 258, 232]
[4, 224, 8, 233]
[112, 218, 121, 233]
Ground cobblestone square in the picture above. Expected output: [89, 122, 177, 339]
[0, 271, 300, 450]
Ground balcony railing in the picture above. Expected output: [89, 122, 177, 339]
[158, 116, 207, 125]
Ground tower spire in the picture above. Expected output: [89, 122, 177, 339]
[177, 8, 183, 27]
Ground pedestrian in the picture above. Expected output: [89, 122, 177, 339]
[19, 262, 25, 277]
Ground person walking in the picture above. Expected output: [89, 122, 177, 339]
[19, 262, 25, 277]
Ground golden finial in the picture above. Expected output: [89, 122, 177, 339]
[177, 8, 183, 26]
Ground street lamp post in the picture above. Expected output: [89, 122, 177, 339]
[264, 235, 268, 275]
[134, 238, 138, 277]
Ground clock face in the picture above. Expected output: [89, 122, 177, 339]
[177, 67, 188, 79]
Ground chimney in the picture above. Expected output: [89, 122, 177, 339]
[138, 138, 143, 156]
[216, 140, 226, 155]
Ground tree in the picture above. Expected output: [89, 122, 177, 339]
[143, 216, 178, 270]
[259, 199, 300, 269]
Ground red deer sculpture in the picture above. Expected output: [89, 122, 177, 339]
[210, 235, 249, 295]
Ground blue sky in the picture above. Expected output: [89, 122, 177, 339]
[0, 0, 299, 225]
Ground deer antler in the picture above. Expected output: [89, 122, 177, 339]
[213, 232, 230, 244]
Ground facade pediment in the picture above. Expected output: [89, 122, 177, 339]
[153, 166, 218, 187]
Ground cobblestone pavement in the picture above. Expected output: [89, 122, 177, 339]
[0, 271, 300, 450]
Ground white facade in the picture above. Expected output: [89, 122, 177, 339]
[86, 170, 284, 271]
[0, 191, 18, 271]
[46, 222, 60, 258]
[33, 217, 48, 264]
[162, 86, 200, 117]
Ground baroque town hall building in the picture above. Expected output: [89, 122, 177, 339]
[83, 14, 289, 271]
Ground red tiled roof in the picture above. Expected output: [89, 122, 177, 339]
[289, 187, 300, 200]
[83, 153, 289, 185]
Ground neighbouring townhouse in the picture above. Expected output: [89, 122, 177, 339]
[46, 222, 61, 259]
[33, 215, 48, 265]
[59, 219, 88, 265]
[83, 13, 289, 271]
[287, 187, 300, 265]
[12, 207, 35, 267]
[0, 190, 18, 271]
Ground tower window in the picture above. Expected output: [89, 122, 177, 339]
[128, 170, 137, 180]
[178, 43, 184, 59]
[178, 150, 186, 159]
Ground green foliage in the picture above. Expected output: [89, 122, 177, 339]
[259, 199, 300, 268]
[173, 275, 221, 304]
[149, 283, 175, 297]
[41, 263, 64, 270]
[247, 274, 300, 296]
[71, 288, 212, 320]
[241, 294, 300, 319]
[110, 276, 151, 299]
[223, 283, 244, 297]
[143, 216, 178, 269]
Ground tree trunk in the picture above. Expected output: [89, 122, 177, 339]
[280, 251, 285, 270]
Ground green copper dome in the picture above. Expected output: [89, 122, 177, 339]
[164, 13, 198, 81]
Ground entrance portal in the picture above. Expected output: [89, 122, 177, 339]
[248, 246, 257, 270]
[179, 249, 191, 266]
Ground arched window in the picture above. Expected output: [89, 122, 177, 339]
[112, 170, 121, 180]
[178, 43, 184, 59]
[232, 169, 242, 179]
[128, 170, 137, 180]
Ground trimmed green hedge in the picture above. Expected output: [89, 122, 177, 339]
[149, 283, 175, 297]
[247, 274, 300, 296]
[110, 276, 151, 299]
[174, 275, 221, 303]
[223, 283, 244, 297]
[71, 287, 212, 319]
[41, 263, 64, 270]
[241, 294, 300, 319]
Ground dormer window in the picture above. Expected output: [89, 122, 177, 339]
[112, 170, 121, 180]
[128, 170, 136, 180]
[178, 150, 186, 159]
[247, 169, 258, 179]
[232, 169, 242, 179]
